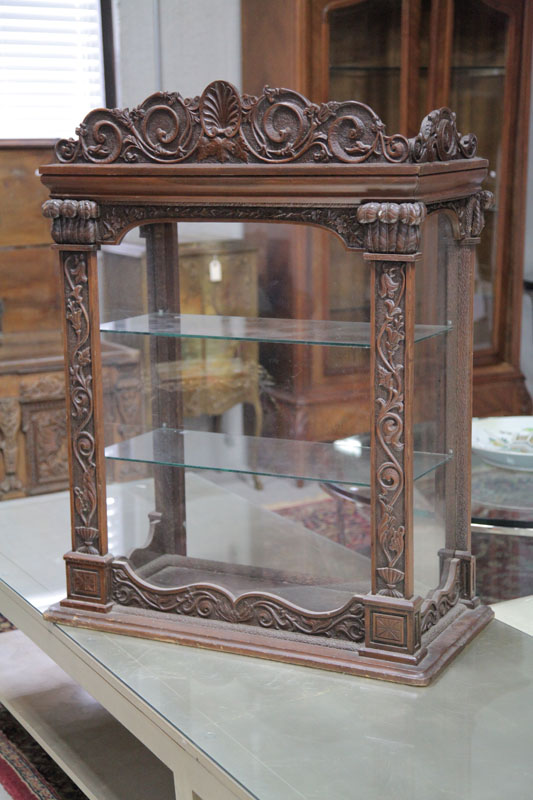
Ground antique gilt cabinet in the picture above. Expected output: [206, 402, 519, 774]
[41, 81, 493, 684]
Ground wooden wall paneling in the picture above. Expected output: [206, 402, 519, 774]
[0, 146, 54, 247]
[1, 247, 61, 333]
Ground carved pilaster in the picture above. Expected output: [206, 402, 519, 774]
[357, 202, 426, 607]
[0, 398, 22, 496]
[43, 199, 100, 244]
[59, 250, 108, 561]
[356, 202, 427, 658]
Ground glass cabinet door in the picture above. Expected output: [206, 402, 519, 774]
[328, 0, 402, 131]
[448, 0, 508, 353]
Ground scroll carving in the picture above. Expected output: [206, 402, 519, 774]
[411, 108, 477, 163]
[111, 562, 365, 642]
[99, 202, 364, 248]
[62, 253, 100, 554]
[420, 558, 462, 634]
[55, 80, 411, 166]
[43, 199, 363, 248]
[0, 399, 22, 496]
[428, 191, 494, 240]
[42, 199, 99, 244]
[356, 202, 426, 254]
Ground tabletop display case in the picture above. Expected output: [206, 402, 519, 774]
[41, 81, 493, 685]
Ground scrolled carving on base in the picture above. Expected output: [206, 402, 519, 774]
[111, 562, 366, 642]
[42, 199, 99, 244]
[427, 191, 494, 241]
[420, 558, 462, 634]
[411, 108, 477, 163]
[356, 202, 426, 254]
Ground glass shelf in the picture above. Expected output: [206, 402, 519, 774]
[105, 428, 451, 486]
[331, 65, 504, 76]
[101, 313, 451, 348]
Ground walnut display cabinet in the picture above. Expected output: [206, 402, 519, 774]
[41, 81, 494, 685]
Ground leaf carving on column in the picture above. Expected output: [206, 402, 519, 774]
[63, 253, 99, 553]
[375, 264, 407, 597]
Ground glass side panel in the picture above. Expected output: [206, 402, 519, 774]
[108, 466, 373, 610]
[99, 221, 376, 614]
[413, 212, 458, 593]
[105, 427, 450, 486]
[101, 312, 450, 347]
[449, 0, 507, 351]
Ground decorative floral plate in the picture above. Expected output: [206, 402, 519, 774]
[472, 416, 533, 471]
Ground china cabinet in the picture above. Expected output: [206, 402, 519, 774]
[242, 0, 533, 438]
[41, 80, 493, 684]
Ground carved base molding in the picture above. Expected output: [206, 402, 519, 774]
[43, 597, 493, 686]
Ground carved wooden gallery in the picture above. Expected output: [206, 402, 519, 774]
[40, 80, 494, 685]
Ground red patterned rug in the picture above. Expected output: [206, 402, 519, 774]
[0, 727, 64, 800]
[0, 620, 87, 800]
[273, 497, 533, 604]
[274, 497, 371, 555]
[0, 704, 87, 800]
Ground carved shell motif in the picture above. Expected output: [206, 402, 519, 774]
[54, 81, 478, 166]
[200, 80, 241, 137]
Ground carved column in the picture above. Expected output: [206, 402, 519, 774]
[433, 190, 493, 605]
[43, 199, 112, 612]
[357, 202, 426, 663]
[0, 399, 22, 497]
[140, 223, 187, 557]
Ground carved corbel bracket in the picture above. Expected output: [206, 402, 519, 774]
[420, 557, 462, 635]
[438, 548, 479, 607]
[356, 202, 427, 254]
[427, 190, 494, 242]
[42, 199, 100, 244]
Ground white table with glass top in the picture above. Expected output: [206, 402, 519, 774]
[0, 484, 532, 800]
